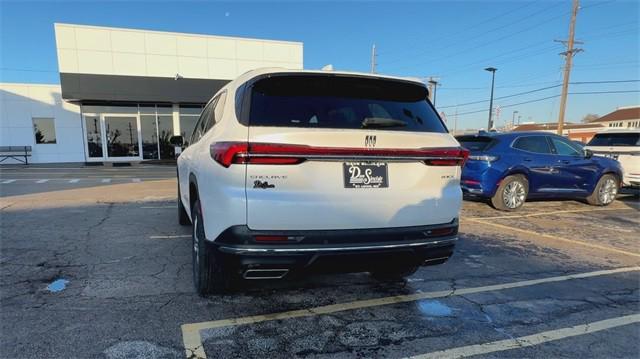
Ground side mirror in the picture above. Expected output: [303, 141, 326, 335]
[584, 149, 593, 159]
[169, 135, 184, 146]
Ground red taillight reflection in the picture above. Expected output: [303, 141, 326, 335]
[254, 235, 288, 242]
[210, 142, 470, 168]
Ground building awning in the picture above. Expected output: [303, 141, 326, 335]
[60, 73, 229, 103]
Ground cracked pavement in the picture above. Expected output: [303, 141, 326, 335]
[1, 165, 639, 358]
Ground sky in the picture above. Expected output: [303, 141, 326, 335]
[1, 0, 638, 130]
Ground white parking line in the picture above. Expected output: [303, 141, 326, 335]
[36, 179, 49, 184]
[68, 179, 80, 183]
[410, 313, 640, 359]
[101, 178, 111, 183]
[1, 180, 16, 184]
[132, 178, 142, 183]
[149, 235, 191, 239]
[180, 266, 640, 359]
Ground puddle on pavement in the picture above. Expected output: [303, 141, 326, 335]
[46, 279, 69, 293]
[417, 299, 453, 317]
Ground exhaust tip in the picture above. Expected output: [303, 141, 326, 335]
[243, 269, 289, 280]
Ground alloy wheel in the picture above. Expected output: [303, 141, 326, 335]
[503, 181, 526, 209]
[598, 178, 617, 205]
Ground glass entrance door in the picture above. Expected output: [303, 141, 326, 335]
[103, 115, 141, 160]
[84, 115, 104, 159]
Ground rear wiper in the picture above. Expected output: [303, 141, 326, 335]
[361, 117, 407, 128]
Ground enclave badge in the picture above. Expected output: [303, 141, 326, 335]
[365, 135, 376, 148]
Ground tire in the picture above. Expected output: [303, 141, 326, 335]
[370, 265, 419, 282]
[586, 174, 619, 206]
[491, 175, 529, 211]
[191, 200, 229, 295]
[178, 182, 190, 226]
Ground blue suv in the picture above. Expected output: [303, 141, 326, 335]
[456, 131, 623, 211]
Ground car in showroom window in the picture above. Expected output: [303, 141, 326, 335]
[171, 69, 468, 295]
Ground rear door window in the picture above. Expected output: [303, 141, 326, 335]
[512, 136, 552, 154]
[550, 137, 582, 156]
[587, 133, 640, 146]
[456, 136, 495, 151]
[248, 75, 447, 133]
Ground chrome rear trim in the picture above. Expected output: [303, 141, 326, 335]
[218, 237, 457, 255]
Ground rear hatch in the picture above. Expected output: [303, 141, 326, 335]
[586, 132, 640, 174]
[219, 74, 467, 230]
[456, 135, 499, 172]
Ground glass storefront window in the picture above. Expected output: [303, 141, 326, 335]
[81, 104, 197, 160]
[32, 117, 57, 144]
[105, 116, 140, 157]
[140, 114, 158, 159]
[83, 105, 138, 114]
[180, 105, 203, 147]
[84, 115, 103, 158]
[157, 114, 175, 159]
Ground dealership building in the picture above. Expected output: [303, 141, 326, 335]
[0, 23, 303, 163]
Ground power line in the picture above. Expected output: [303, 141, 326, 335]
[438, 80, 640, 108]
[378, 0, 542, 60]
[384, 3, 570, 72]
[439, 84, 562, 109]
[454, 89, 640, 117]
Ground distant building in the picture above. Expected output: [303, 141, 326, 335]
[588, 106, 640, 129]
[1, 23, 303, 164]
[509, 106, 640, 143]
[511, 122, 605, 143]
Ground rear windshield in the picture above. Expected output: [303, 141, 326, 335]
[249, 75, 447, 133]
[588, 133, 640, 146]
[456, 136, 496, 151]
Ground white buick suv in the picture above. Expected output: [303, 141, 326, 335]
[173, 68, 468, 295]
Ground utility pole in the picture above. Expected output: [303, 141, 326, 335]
[428, 77, 439, 106]
[512, 110, 519, 129]
[556, 0, 583, 135]
[453, 106, 458, 135]
[370, 44, 377, 73]
[485, 67, 498, 130]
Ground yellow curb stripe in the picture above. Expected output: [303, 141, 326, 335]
[467, 218, 640, 258]
[180, 266, 640, 358]
[410, 313, 640, 358]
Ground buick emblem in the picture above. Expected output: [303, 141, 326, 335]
[365, 135, 376, 148]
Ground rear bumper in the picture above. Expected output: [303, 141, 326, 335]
[623, 173, 640, 188]
[211, 221, 458, 276]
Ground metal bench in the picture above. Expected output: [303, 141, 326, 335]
[0, 146, 32, 164]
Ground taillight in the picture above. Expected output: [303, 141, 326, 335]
[210, 142, 248, 167]
[210, 142, 469, 167]
[210, 142, 306, 167]
[423, 148, 469, 166]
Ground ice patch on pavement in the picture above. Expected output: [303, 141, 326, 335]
[417, 299, 453, 317]
[104, 341, 179, 359]
[46, 279, 69, 292]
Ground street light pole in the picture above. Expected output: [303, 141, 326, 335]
[485, 67, 497, 130]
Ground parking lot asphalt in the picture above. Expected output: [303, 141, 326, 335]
[1, 165, 639, 359]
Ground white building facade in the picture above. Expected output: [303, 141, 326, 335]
[1, 23, 303, 163]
